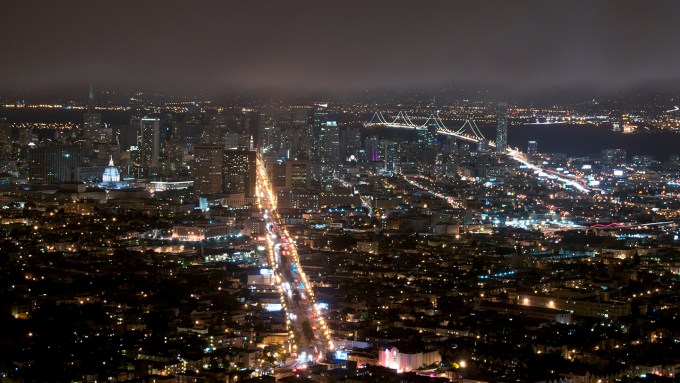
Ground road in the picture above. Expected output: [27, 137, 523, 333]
[402, 174, 463, 209]
[256, 154, 333, 364]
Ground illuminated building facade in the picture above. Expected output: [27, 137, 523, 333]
[518, 294, 631, 319]
[193, 144, 223, 197]
[140, 117, 160, 171]
[378, 347, 441, 373]
[284, 160, 312, 190]
[496, 101, 508, 151]
[102, 156, 120, 183]
[223, 149, 257, 197]
[28, 145, 82, 184]
[276, 189, 320, 209]
[365, 136, 380, 162]
[171, 222, 230, 241]
[384, 140, 395, 173]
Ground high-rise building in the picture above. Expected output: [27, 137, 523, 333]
[293, 125, 314, 160]
[261, 125, 282, 155]
[193, 144, 223, 197]
[528, 140, 538, 155]
[340, 126, 362, 161]
[276, 189, 320, 210]
[272, 160, 287, 188]
[28, 145, 82, 184]
[312, 105, 329, 160]
[496, 101, 508, 151]
[223, 150, 257, 197]
[83, 86, 101, 142]
[284, 160, 312, 190]
[318, 121, 340, 163]
[365, 136, 380, 162]
[384, 141, 396, 173]
[140, 117, 160, 170]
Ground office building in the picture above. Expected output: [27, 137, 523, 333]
[365, 136, 380, 162]
[340, 126, 362, 161]
[140, 117, 160, 170]
[312, 105, 329, 160]
[193, 145, 223, 197]
[28, 145, 82, 184]
[496, 101, 508, 151]
[318, 121, 340, 163]
[276, 189, 320, 210]
[223, 150, 257, 197]
[284, 160, 312, 190]
[82, 86, 101, 142]
[384, 141, 395, 173]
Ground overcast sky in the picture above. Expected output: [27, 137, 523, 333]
[2, 0, 680, 95]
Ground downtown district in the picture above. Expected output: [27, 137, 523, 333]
[0, 93, 680, 383]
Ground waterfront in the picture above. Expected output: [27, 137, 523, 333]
[478, 123, 680, 160]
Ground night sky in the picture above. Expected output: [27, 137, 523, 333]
[2, 0, 680, 95]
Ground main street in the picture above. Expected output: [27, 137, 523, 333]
[255, 154, 333, 365]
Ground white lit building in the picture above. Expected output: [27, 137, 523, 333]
[378, 347, 441, 373]
[171, 222, 230, 241]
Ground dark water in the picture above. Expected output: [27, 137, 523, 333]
[477, 124, 680, 161]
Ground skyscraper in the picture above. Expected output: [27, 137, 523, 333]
[312, 105, 329, 161]
[140, 117, 160, 171]
[284, 160, 312, 190]
[222, 150, 257, 197]
[193, 144, 223, 197]
[318, 121, 339, 163]
[384, 141, 395, 174]
[496, 101, 508, 151]
[83, 86, 101, 142]
[339, 126, 349, 161]
[28, 145, 82, 184]
[365, 136, 380, 162]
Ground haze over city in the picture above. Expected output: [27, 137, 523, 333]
[3, 1, 680, 95]
[1, 2, 680, 383]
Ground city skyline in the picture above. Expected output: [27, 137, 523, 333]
[2, 2, 680, 383]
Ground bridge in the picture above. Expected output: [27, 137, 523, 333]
[365, 111, 593, 194]
[366, 111, 494, 146]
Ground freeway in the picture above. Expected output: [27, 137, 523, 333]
[402, 174, 462, 209]
[507, 148, 593, 193]
[256, 154, 333, 364]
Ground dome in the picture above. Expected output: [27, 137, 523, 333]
[102, 156, 120, 183]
